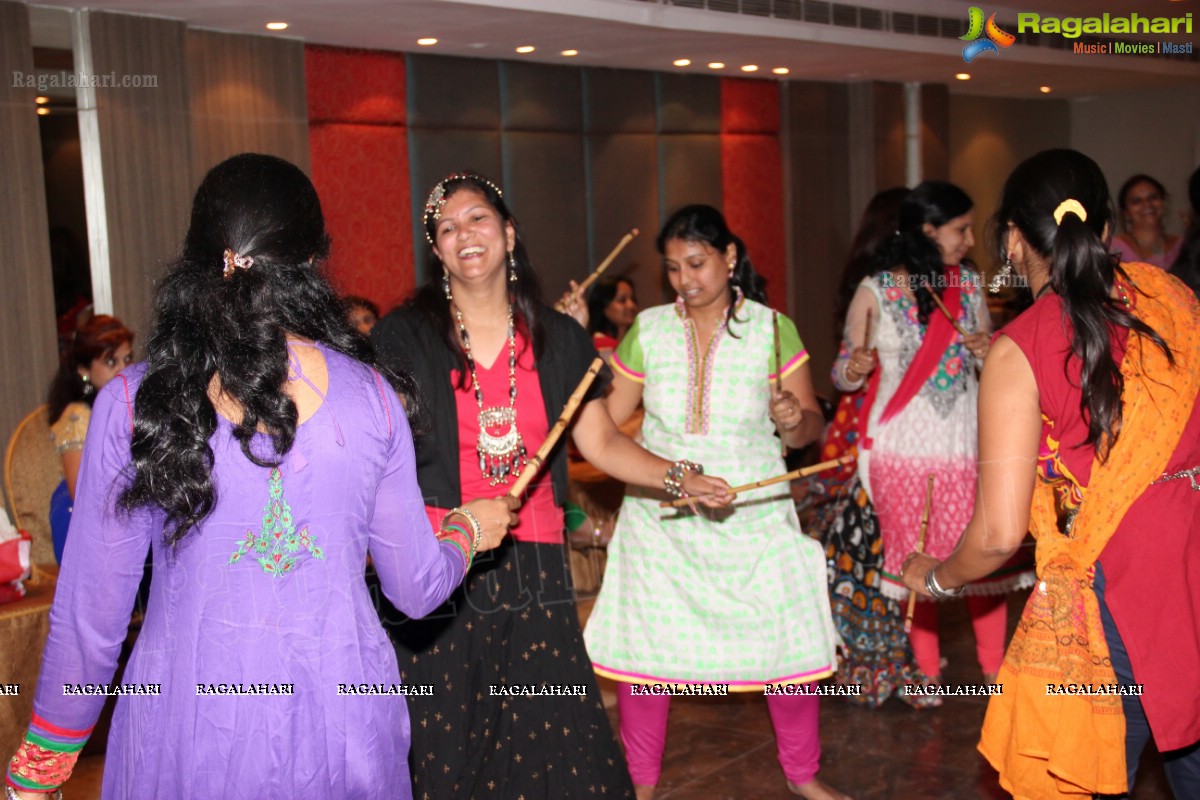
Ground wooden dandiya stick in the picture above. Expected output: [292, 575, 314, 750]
[904, 474, 937, 634]
[862, 307, 874, 350]
[929, 291, 968, 337]
[506, 357, 604, 499]
[772, 311, 783, 394]
[657, 455, 854, 509]
[554, 228, 640, 310]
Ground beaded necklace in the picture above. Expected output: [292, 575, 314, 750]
[454, 304, 527, 485]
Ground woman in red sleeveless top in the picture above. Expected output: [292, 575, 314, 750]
[901, 149, 1200, 799]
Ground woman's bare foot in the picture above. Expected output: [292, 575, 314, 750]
[787, 777, 854, 800]
[634, 784, 655, 800]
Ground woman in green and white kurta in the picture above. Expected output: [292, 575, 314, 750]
[584, 206, 847, 800]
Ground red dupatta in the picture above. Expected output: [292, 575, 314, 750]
[859, 265, 962, 450]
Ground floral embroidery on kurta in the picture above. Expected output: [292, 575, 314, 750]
[229, 467, 324, 576]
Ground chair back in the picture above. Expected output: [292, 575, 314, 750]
[4, 405, 62, 567]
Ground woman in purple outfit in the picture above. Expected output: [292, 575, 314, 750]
[5, 153, 516, 800]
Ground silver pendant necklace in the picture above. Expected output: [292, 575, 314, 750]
[454, 305, 527, 486]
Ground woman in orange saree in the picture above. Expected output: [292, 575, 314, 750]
[901, 149, 1200, 800]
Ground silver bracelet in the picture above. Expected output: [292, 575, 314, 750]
[6, 787, 62, 800]
[445, 506, 483, 559]
[663, 459, 703, 499]
[925, 566, 963, 600]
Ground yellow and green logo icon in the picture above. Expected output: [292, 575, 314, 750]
[961, 7, 1016, 62]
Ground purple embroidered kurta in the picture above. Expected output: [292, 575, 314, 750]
[29, 350, 465, 799]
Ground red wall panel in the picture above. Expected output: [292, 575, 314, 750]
[306, 46, 412, 312]
[720, 78, 786, 311]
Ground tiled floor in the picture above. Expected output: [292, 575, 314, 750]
[61, 593, 1176, 799]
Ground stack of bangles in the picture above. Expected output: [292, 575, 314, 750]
[663, 459, 703, 499]
[437, 507, 484, 573]
[924, 565, 963, 600]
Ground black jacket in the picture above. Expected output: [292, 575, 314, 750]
[372, 302, 611, 508]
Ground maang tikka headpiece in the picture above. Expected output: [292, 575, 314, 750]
[422, 173, 504, 245]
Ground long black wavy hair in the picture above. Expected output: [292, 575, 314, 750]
[586, 276, 636, 339]
[47, 314, 134, 425]
[119, 153, 415, 545]
[993, 149, 1172, 458]
[874, 181, 973, 326]
[656, 205, 767, 337]
[402, 173, 546, 390]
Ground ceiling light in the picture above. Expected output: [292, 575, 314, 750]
[741, 65, 759, 72]
[771, 67, 789, 75]
[1039, 85, 1052, 93]
[955, 72, 971, 80]
[673, 58, 691, 67]
[37, 107, 50, 115]
[561, 49, 578, 56]
[707, 62, 725, 69]
[265, 22, 288, 31]
[515, 45, 535, 54]
[36, 95, 49, 104]
[417, 38, 438, 46]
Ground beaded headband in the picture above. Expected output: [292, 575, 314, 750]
[422, 173, 504, 244]
[1052, 198, 1088, 226]
[222, 248, 254, 279]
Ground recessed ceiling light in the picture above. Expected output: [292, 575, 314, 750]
[673, 58, 691, 67]
[37, 107, 50, 115]
[36, 95, 49, 104]
[955, 72, 971, 80]
[771, 67, 789, 75]
[561, 49, 578, 56]
[515, 45, 535, 54]
[741, 65, 759, 72]
[417, 38, 438, 46]
[265, 21, 288, 31]
[707, 62, 725, 69]
[1039, 85, 1052, 93]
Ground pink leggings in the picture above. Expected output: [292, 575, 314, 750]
[615, 683, 820, 787]
[908, 594, 1007, 678]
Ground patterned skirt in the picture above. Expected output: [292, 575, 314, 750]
[821, 480, 939, 709]
[378, 540, 634, 800]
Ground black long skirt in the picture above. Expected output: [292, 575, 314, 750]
[377, 539, 635, 800]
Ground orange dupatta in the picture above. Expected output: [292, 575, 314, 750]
[978, 263, 1200, 799]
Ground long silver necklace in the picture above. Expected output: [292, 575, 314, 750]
[454, 304, 527, 486]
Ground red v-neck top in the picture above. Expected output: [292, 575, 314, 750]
[424, 329, 564, 544]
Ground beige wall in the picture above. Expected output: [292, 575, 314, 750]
[949, 94, 1071, 273]
[1070, 86, 1200, 237]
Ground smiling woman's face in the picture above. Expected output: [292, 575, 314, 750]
[432, 188, 515, 288]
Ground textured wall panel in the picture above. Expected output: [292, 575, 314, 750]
[786, 81, 852, 395]
[657, 73, 720, 134]
[0, 0, 58, 450]
[306, 46, 410, 313]
[88, 11, 193, 338]
[310, 123, 413, 312]
[501, 131, 588, 296]
[659, 134, 722, 218]
[722, 79, 786, 311]
[501, 61, 581, 133]
[407, 54, 499, 130]
[188, 29, 310, 181]
[586, 133, 663, 306]
[584, 68, 656, 134]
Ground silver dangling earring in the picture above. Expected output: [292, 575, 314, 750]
[508, 251, 517, 283]
[80, 373, 94, 396]
[989, 253, 1014, 294]
[442, 268, 453, 301]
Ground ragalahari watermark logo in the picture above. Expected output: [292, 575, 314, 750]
[960, 8, 1016, 63]
[1017, 12, 1193, 55]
